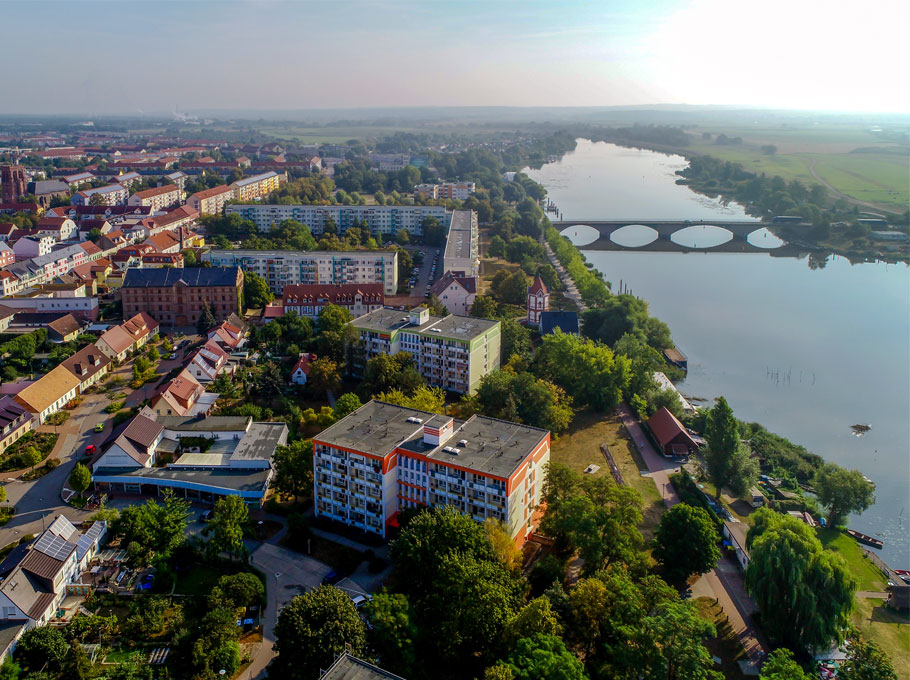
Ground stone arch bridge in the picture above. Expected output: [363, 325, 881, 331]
[552, 220, 781, 253]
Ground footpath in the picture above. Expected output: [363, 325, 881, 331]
[544, 242, 587, 313]
[617, 402, 767, 671]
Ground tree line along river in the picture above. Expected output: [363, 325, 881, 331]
[524, 139, 910, 567]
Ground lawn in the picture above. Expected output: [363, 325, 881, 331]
[816, 528, 887, 592]
[550, 409, 665, 541]
[103, 646, 143, 664]
[173, 563, 246, 596]
[693, 597, 746, 680]
[851, 597, 910, 680]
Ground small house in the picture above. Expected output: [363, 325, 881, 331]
[291, 353, 317, 385]
[645, 406, 699, 458]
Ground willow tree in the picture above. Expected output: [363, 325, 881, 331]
[745, 509, 855, 653]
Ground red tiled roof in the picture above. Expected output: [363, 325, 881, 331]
[189, 184, 232, 200]
[528, 276, 548, 296]
[133, 185, 179, 199]
[283, 283, 384, 305]
[646, 407, 699, 450]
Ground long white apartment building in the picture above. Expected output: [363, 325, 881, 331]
[350, 305, 499, 395]
[203, 249, 399, 296]
[313, 400, 550, 544]
[224, 204, 449, 236]
[442, 209, 479, 278]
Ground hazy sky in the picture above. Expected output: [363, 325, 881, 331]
[3, 0, 907, 115]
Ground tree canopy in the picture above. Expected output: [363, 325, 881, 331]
[652, 503, 721, 584]
[811, 463, 875, 526]
[745, 509, 856, 653]
[704, 397, 758, 499]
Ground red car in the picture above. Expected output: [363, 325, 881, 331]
[85, 445, 97, 455]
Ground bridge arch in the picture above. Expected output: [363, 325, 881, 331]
[558, 224, 600, 246]
[670, 225, 734, 249]
[609, 224, 659, 248]
[746, 227, 785, 249]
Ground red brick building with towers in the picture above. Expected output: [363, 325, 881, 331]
[1, 166, 27, 203]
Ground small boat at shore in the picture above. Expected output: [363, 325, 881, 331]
[846, 528, 883, 549]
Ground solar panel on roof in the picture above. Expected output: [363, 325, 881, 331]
[34, 532, 75, 561]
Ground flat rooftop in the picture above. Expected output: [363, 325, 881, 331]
[351, 307, 497, 341]
[157, 415, 252, 432]
[231, 422, 287, 461]
[92, 466, 271, 493]
[318, 401, 547, 479]
[444, 209, 476, 260]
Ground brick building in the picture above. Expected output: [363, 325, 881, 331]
[120, 267, 243, 327]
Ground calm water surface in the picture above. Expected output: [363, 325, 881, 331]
[525, 140, 910, 566]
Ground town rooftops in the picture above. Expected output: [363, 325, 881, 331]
[91, 465, 272, 493]
[318, 653, 406, 680]
[539, 311, 579, 335]
[157, 415, 252, 432]
[430, 272, 476, 297]
[284, 283, 384, 303]
[77, 184, 125, 197]
[646, 407, 699, 451]
[15, 364, 80, 415]
[121, 409, 164, 450]
[133, 185, 178, 199]
[47, 313, 82, 338]
[351, 307, 498, 341]
[122, 266, 240, 288]
[444, 209, 475, 259]
[0, 396, 31, 430]
[528, 276, 548, 296]
[232, 171, 278, 187]
[29, 180, 69, 195]
[60, 344, 110, 382]
[316, 400, 548, 479]
[189, 184, 232, 200]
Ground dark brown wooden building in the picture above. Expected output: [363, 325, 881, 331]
[120, 267, 243, 328]
[646, 406, 700, 458]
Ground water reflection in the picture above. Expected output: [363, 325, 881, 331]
[747, 228, 785, 249]
[670, 225, 733, 249]
[609, 224, 659, 248]
[559, 224, 600, 246]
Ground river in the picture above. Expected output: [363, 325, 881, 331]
[524, 139, 910, 567]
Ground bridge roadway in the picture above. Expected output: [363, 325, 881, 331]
[552, 219, 777, 253]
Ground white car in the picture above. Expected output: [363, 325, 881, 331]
[351, 594, 372, 608]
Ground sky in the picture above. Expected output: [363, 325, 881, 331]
[2, 0, 908, 115]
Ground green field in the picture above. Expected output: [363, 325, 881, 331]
[682, 123, 909, 212]
[816, 528, 887, 592]
[851, 597, 910, 680]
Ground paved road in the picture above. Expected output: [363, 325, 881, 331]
[544, 242, 587, 313]
[247, 542, 333, 679]
[616, 402, 767, 667]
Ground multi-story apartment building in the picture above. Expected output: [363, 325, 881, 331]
[186, 184, 234, 215]
[313, 400, 550, 543]
[72, 183, 129, 206]
[350, 305, 500, 395]
[204, 249, 398, 296]
[283, 283, 384, 319]
[224, 204, 449, 236]
[120, 267, 243, 327]
[230, 171, 284, 202]
[442, 209, 479, 278]
[127, 184, 180, 211]
[414, 181, 476, 201]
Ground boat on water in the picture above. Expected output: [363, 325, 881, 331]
[846, 528, 883, 549]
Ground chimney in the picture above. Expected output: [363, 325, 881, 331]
[423, 417, 454, 447]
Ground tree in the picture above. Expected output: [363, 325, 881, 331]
[469, 370, 574, 433]
[207, 494, 249, 562]
[501, 318, 532, 362]
[745, 509, 856, 652]
[244, 270, 274, 310]
[272, 586, 366, 680]
[839, 636, 898, 680]
[491, 269, 529, 305]
[365, 592, 418, 677]
[333, 392, 362, 419]
[652, 503, 721, 584]
[88, 192, 105, 206]
[0, 657, 19, 680]
[812, 463, 875, 526]
[504, 597, 563, 646]
[69, 462, 92, 497]
[374, 384, 446, 413]
[540, 464, 643, 574]
[470, 295, 500, 319]
[422, 216, 446, 245]
[759, 648, 810, 680]
[209, 572, 265, 612]
[308, 357, 341, 397]
[362, 352, 423, 397]
[113, 490, 190, 566]
[501, 634, 587, 680]
[146, 345, 160, 362]
[0, 485, 7, 505]
[15, 625, 68, 670]
[196, 300, 217, 334]
[316, 303, 353, 335]
[273, 439, 313, 501]
[704, 397, 758, 500]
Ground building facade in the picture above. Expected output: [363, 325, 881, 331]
[204, 249, 398, 296]
[120, 267, 243, 327]
[283, 283, 384, 319]
[224, 204, 449, 236]
[351, 306, 500, 395]
[72, 184, 129, 206]
[430, 272, 476, 316]
[526, 276, 549, 326]
[414, 181, 475, 201]
[313, 400, 550, 543]
[230, 171, 284, 201]
[1, 166, 27, 203]
[127, 185, 180, 211]
[186, 185, 234, 215]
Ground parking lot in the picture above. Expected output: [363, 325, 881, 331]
[405, 244, 442, 298]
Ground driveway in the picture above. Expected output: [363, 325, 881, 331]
[247, 542, 333, 679]
[616, 402, 680, 507]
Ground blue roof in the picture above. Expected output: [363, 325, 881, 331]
[540, 311, 579, 335]
[122, 267, 240, 288]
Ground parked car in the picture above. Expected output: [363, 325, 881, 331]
[169, 353, 178, 360]
[94, 422, 105, 432]
[322, 570, 342, 586]
[351, 594, 372, 608]
[85, 444, 97, 455]
[201, 509, 214, 522]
